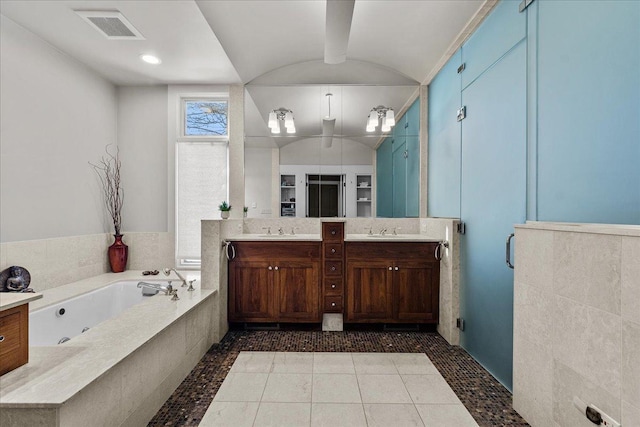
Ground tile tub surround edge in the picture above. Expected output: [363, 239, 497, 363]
[0, 273, 216, 407]
[517, 221, 640, 237]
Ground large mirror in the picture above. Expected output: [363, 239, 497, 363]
[244, 85, 420, 218]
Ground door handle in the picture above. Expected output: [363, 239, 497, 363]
[506, 233, 515, 269]
[434, 241, 449, 261]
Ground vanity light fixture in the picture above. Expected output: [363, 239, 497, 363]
[268, 108, 295, 134]
[366, 106, 395, 133]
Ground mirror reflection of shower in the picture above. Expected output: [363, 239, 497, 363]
[306, 174, 346, 217]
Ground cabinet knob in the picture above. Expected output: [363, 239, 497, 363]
[331, 266, 336, 271]
[395, 266, 399, 271]
[274, 266, 279, 271]
[268, 266, 273, 271]
[331, 230, 336, 235]
[331, 248, 336, 253]
[331, 302, 336, 307]
[331, 284, 336, 289]
[388, 267, 393, 270]
[0, 335, 4, 342]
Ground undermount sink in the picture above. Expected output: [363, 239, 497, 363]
[258, 234, 291, 238]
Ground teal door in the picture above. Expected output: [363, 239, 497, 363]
[405, 135, 419, 217]
[460, 40, 526, 389]
[392, 139, 407, 218]
[376, 137, 393, 217]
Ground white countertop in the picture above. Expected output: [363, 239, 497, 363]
[0, 292, 43, 312]
[227, 233, 322, 242]
[345, 234, 442, 242]
[0, 271, 215, 407]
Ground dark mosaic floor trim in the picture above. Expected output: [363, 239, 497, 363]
[148, 329, 529, 427]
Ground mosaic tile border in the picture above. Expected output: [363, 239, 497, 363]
[149, 330, 529, 427]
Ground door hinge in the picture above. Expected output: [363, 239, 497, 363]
[457, 222, 466, 234]
[457, 63, 466, 74]
[456, 318, 465, 331]
[519, 0, 535, 13]
[456, 106, 466, 122]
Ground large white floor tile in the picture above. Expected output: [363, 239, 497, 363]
[391, 353, 440, 375]
[198, 401, 259, 427]
[229, 352, 275, 373]
[213, 373, 268, 402]
[415, 404, 478, 427]
[310, 403, 367, 427]
[352, 353, 397, 374]
[312, 374, 361, 403]
[261, 373, 312, 402]
[357, 374, 412, 404]
[363, 403, 425, 427]
[402, 375, 461, 404]
[253, 402, 311, 427]
[272, 352, 314, 373]
[313, 352, 355, 374]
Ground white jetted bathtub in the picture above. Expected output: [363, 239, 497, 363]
[29, 280, 164, 346]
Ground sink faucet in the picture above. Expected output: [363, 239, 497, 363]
[163, 268, 188, 287]
[393, 227, 401, 236]
[290, 227, 298, 235]
[262, 226, 271, 235]
[278, 227, 285, 235]
[380, 228, 388, 236]
[365, 227, 373, 236]
[137, 281, 173, 295]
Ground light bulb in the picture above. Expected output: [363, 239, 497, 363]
[268, 111, 277, 129]
[385, 109, 395, 126]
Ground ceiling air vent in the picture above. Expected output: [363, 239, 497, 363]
[75, 10, 145, 40]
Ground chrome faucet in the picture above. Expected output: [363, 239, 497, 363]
[290, 227, 298, 236]
[278, 227, 285, 235]
[365, 227, 373, 236]
[262, 226, 272, 235]
[393, 227, 401, 235]
[137, 281, 173, 295]
[163, 268, 188, 287]
[380, 228, 388, 236]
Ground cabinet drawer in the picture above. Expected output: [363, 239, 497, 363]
[0, 305, 29, 376]
[324, 278, 343, 294]
[324, 296, 343, 312]
[324, 243, 343, 259]
[322, 223, 344, 241]
[324, 261, 343, 277]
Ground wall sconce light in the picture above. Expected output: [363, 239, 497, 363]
[366, 106, 395, 133]
[268, 108, 295, 134]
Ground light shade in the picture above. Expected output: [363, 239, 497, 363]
[286, 124, 296, 134]
[284, 111, 294, 129]
[368, 111, 378, 128]
[381, 116, 391, 132]
[385, 109, 395, 126]
[366, 119, 375, 132]
[271, 120, 280, 134]
[268, 111, 277, 129]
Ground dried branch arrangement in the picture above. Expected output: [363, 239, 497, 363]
[90, 145, 123, 235]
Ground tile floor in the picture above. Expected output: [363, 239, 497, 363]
[149, 330, 529, 426]
[199, 351, 479, 426]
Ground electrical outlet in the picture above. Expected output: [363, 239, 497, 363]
[573, 397, 620, 427]
[591, 405, 620, 427]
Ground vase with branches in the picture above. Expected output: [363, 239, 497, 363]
[90, 145, 127, 272]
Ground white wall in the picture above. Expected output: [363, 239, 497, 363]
[0, 16, 117, 243]
[117, 86, 169, 232]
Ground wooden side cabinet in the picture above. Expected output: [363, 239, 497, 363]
[0, 304, 29, 376]
[345, 242, 440, 324]
[228, 241, 321, 323]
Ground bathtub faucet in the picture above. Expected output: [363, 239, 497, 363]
[137, 281, 173, 295]
[163, 268, 188, 287]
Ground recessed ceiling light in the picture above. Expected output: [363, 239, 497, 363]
[140, 54, 161, 65]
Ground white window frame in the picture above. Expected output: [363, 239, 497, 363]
[179, 94, 229, 142]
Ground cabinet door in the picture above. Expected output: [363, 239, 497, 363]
[392, 140, 407, 218]
[405, 135, 420, 217]
[376, 137, 393, 217]
[275, 260, 320, 322]
[346, 261, 393, 322]
[394, 262, 439, 323]
[228, 260, 274, 322]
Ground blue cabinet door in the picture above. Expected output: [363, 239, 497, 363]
[405, 135, 419, 217]
[460, 40, 526, 390]
[376, 137, 393, 217]
[392, 140, 407, 218]
[405, 99, 420, 137]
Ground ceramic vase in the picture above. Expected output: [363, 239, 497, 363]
[108, 234, 128, 273]
[221, 211, 230, 219]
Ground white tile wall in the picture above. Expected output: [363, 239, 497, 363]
[513, 224, 639, 427]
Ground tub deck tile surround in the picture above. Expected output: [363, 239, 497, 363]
[0, 293, 42, 311]
[150, 330, 529, 427]
[0, 271, 215, 407]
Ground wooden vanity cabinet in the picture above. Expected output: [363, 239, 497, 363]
[228, 241, 321, 323]
[345, 242, 440, 323]
[0, 304, 29, 376]
[322, 222, 345, 313]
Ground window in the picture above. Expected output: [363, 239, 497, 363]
[183, 99, 228, 137]
[176, 96, 229, 267]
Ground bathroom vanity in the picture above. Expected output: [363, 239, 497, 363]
[227, 222, 441, 326]
[0, 292, 42, 376]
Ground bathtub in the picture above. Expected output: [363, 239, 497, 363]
[29, 280, 164, 346]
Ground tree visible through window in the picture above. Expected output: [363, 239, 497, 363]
[184, 100, 228, 136]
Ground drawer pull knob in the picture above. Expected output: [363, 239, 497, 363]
[274, 266, 279, 271]
[0, 335, 4, 342]
[331, 230, 336, 235]
[395, 266, 399, 271]
[388, 267, 393, 270]
[331, 284, 336, 289]
[268, 266, 273, 270]
[331, 302, 336, 307]
[331, 248, 336, 253]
